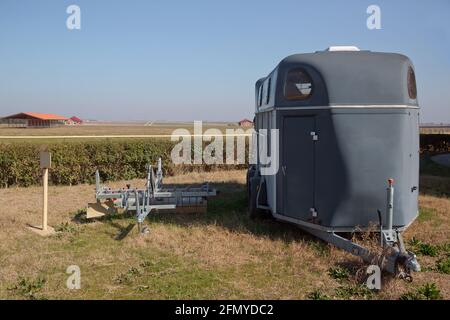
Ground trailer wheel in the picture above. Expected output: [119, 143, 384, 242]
[248, 177, 268, 220]
[246, 166, 256, 199]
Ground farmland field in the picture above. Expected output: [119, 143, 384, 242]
[0, 169, 448, 300]
[0, 122, 245, 139]
[420, 126, 450, 135]
[0, 123, 447, 138]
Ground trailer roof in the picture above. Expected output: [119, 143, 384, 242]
[258, 50, 418, 108]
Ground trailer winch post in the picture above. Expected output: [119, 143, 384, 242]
[380, 178, 397, 245]
[386, 178, 394, 233]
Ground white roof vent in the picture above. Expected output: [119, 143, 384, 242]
[326, 46, 360, 52]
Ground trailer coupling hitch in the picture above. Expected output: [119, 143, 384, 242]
[380, 179, 420, 280]
[394, 250, 420, 281]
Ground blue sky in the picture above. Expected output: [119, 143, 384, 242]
[0, 0, 449, 122]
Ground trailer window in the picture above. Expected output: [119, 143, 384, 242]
[408, 67, 417, 99]
[266, 78, 271, 104]
[261, 78, 271, 106]
[258, 84, 264, 106]
[284, 69, 313, 100]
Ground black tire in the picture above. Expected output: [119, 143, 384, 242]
[246, 166, 256, 196]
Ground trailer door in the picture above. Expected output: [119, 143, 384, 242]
[282, 116, 315, 220]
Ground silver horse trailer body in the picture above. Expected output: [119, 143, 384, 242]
[247, 46, 421, 277]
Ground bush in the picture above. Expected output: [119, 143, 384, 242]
[408, 238, 440, 257]
[7, 277, 46, 300]
[334, 284, 374, 300]
[307, 290, 330, 300]
[420, 134, 450, 155]
[0, 139, 248, 187]
[400, 283, 442, 300]
[328, 266, 350, 280]
[436, 257, 450, 274]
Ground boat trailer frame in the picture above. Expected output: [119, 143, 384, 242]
[87, 158, 217, 233]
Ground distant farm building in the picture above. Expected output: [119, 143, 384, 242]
[238, 118, 253, 127]
[68, 116, 83, 125]
[0, 112, 69, 128]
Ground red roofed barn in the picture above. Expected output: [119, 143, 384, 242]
[69, 116, 83, 125]
[0, 112, 69, 128]
[238, 118, 253, 127]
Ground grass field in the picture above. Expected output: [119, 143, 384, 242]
[0, 123, 447, 138]
[0, 122, 244, 138]
[0, 169, 448, 300]
[1, 126, 447, 137]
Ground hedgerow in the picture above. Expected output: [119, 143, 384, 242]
[0, 139, 247, 187]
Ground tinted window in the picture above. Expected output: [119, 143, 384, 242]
[258, 84, 263, 106]
[266, 78, 271, 104]
[260, 78, 270, 106]
[284, 69, 313, 100]
[408, 67, 417, 100]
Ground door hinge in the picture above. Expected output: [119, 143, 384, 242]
[310, 131, 318, 141]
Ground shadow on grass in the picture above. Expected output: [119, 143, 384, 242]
[71, 181, 323, 245]
[110, 222, 136, 240]
[419, 155, 450, 197]
[147, 181, 320, 246]
[72, 207, 138, 240]
[420, 155, 450, 178]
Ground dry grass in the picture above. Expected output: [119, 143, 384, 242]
[0, 170, 448, 300]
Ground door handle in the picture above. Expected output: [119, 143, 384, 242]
[282, 165, 286, 176]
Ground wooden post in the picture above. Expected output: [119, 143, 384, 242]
[28, 150, 54, 236]
[40, 151, 51, 231]
[42, 167, 49, 231]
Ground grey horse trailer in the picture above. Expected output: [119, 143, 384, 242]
[247, 46, 420, 277]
